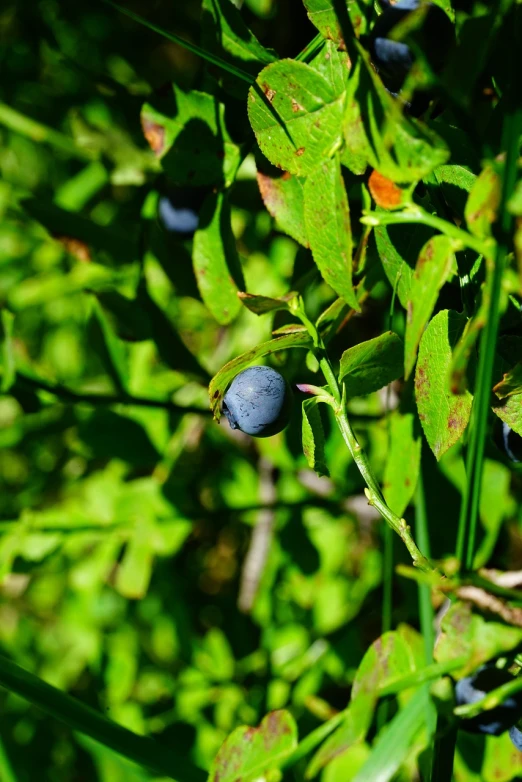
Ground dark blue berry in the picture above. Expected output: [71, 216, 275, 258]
[455, 665, 522, 736]
[370, 0, 454, 95]
[500, 422, 522, 463]
[509, 725, 522, 751]
[159, 196, 199, 235]
[222, 366, 293, 438]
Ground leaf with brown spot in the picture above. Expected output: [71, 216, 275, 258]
[256, 153, 308, 247]
[434, 601, 522, 678]
[404, 235, 456, 379]
[303, 0, 371, 43]
[464, 163, 501, 239]
[304, 154, 359, 309]
[415, 310, 473, 460]
[493, 363, 522, 400]
[208, 710, 297, 782]
[248, 59, 345, 176]
[238, 291, 299, 315]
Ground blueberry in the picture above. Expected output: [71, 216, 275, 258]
[509, 725, 522, 751]
[455, 665, 522, 736]
[222, 366, 293, 438]
[500, 422, 522, 463]
[158, 188, 206, 236]
[370, 0, 454, 95]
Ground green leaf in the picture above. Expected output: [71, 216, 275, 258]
[383, 410, 422, 518]
[302, 398, 329, 477]
[464, 164, 501, 239]
[304, 154, 358, 309]
[493, 363, 522, 399]
[404, 235, 455, 379]
[351, 686, 428, 782]
[322, 744, 371, 782]
[1, 310, 15, 392]
[193, 192, 245, 325]
[256, 153, 308, 247]
[209, 331, 312, 418]
[115, 523, 154, 600]
[88, 299, 129, 394]
[141, 86, 241, 187]
[238, 291, 299, 315]
[247, 59, 345, 176]
[343, 51, 449, 185]
[492, 393, 522, 437]
[434, 601, 522, 678]
[208, 710, 298, 782]
[303, 0, 371, 42]
[373, 219, 436, 309]
[201, 0, 276, 95]
[309, 39, 351, 94]
[339, 332, 403, 398]
[415, 310, 472, 460]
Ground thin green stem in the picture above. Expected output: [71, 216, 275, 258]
[0, 655, 204, 781]
[294, 33, 324, 63]
[100, 0, 254, 85]
[0, 102, 95, 160]
[456, 104, 522, 572]
[293, 301, 432, 572]
[415, 470, 434, 662]
[0, 733, 16, 782]
[361, 207, 493, 258]
[16, 371, 211, 416]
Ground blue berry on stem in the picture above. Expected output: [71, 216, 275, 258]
[455, 665, 522, 736]
[222, 366, 293, 438]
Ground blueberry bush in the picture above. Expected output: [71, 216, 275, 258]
[1, 0, 522, 779]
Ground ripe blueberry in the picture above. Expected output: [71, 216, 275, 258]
[370, 0, 454, 95]
[158, 188, 205, 236]
[222, 366, 293, 438]
[509, 725, 522, 751]
[498, 421, 522, 463]
[455, 665, 522, 736]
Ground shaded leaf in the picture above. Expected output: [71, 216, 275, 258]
[404, 235, 455, 379]
[209, 331, 312, 418]
[339, 332, 403, 398]
[383, 410, 422, 518]
[141, 87, 241, 187]
[78, 410, 160, 466]
[304, 155, 358, 309]
[342, 51, 449, 185]
[209, 710, 298, 782]
[88, 299, 129, 394]
[434, 601, 522, 678]
[434, 164, 476, 218]
[238, 291, 298, 315]
[193, 192, 245, 325]
[256, 154, 308, 247]
[302, 398, 329, 477]
[201, 0, 276, 95]
[373, 219, 436, 309]
[248, 59, 345, 176]
[492, 393, 522, 437]
[415, 310, 472, 460]
[493, 363, 522, 400]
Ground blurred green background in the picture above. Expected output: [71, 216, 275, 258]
[1, 1, 522, 780]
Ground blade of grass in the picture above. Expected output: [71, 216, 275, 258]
[0, 654, 205, 782]
[294, 33, 324, 62]
[456, 95, 522, 572]
[0, 734, 16, 782]
[100, 0, 254, 85]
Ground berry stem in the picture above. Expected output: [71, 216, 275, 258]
[294, 299, 433, 572]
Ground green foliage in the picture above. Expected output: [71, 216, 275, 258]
[2, 0, 522, 780]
